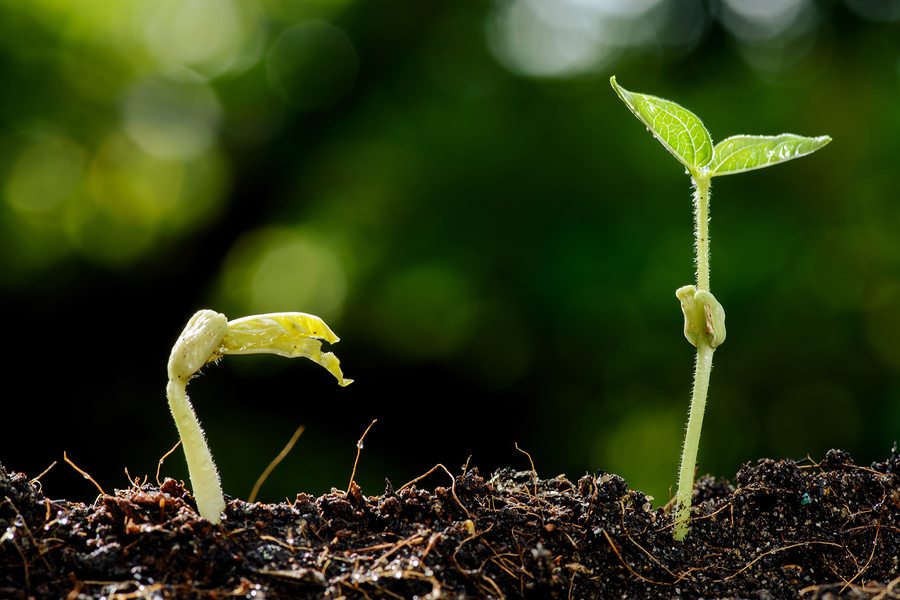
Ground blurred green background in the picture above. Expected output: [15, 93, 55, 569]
[1, 0, 898, 507]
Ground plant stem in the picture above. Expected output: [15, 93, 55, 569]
[673, 340, 715, 540]
[166, 309, 229, 524]
[166, 379, 226, 523]
[673, 173, 714, 541]
[694, 175, 711, 292]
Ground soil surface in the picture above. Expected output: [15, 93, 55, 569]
[2, 449, 899, 599]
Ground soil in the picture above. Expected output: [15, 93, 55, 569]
[2, 448, 899, 599]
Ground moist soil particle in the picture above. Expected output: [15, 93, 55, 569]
[2, 448, 900, 599]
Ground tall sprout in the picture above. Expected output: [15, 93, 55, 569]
[610, 77, 830, 540]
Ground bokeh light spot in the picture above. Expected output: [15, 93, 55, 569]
[266, 21, 358, 111]
[220, 227, 348, 317]
[371, 264, 476, 360]
[719, 0, 811, 41]
[844, 0, 900, 22]
[123, 75, 222, 160]
[6, 132, 86, 216]
[488, 0, 615, 78]
[597, 406, 682, 503]
[487, 0, 677, 78]
[136, 0, 264, 77]
[74, 134, 226, 265]
[88, 134, 186, 224]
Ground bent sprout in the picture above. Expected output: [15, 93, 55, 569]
[166, 309, 352, 523]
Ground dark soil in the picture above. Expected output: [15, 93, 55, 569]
[2, 449, 899, 599]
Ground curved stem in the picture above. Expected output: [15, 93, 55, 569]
[166, 379, 226, 523]
[163, 309, 351, 524]
[673, 341, 715, 541]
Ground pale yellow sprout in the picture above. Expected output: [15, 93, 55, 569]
[166, 309, 351, 523]
[221, 313, 353, 386]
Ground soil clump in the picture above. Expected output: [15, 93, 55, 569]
[2, 449, 899, 599]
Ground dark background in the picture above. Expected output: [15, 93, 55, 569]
[1, 0, 898, 506]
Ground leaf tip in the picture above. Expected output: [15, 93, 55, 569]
[609, 75, 631, 106]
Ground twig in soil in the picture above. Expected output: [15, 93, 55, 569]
[254, 568, 326, 586]
[486, 553, 526, 588]
[451, 522, 494, 573]
[347, 419, 377, 494]
[618, 499, 685, 583]
[449, 524, 504, 599]
[798, 454, 820, 469]
[720, 540, 843, 581]
[421, 531, 442, 561]
[601, 529, 672, 586]
[155, 440, 181, 486]
[482, 536, 533, 595]
[369, 531, 428, 569]
[249, 424, 305, 503]
[259, 534, 313, 554]
[801, 577, 900, 599]
[350, 541, 399, 554]
[62, 451, 106, 496]
[840, 520, 881, 593]
[5, 497, 52, 572]
[102, 582, 166, 599]
[1, 497, 32, 592]
[506, 527, 532, 587]
[872, 573, 900, 600]
[798, 456, 887, 479]
[352, 575, 407, 600]
[399, 463, 472, 519]
[514, 442, 539, 496]
[479, 573, 505, 598]
[123, 468, 147, 489]
[29, 460, 57, 485]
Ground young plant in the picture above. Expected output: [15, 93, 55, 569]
[166, 309, 352, 523]
[609, 77, 830, 541]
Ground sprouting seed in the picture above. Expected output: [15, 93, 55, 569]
[166, 309, 352, 523]
[610, 76, 830, 541]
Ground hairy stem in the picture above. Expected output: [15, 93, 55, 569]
[673, 172, 715, 541]
[673, 340, 715, 540]
[166, 309, 229, 523]
[166, 379, 226, 523]
[693, 175, 711, 292]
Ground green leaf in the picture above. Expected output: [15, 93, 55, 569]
[610, 76, 713, 173]
[710, 134, 831, 177]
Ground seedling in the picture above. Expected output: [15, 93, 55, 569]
[166, 309, 352, 523]
[610, 77, 830, 540]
